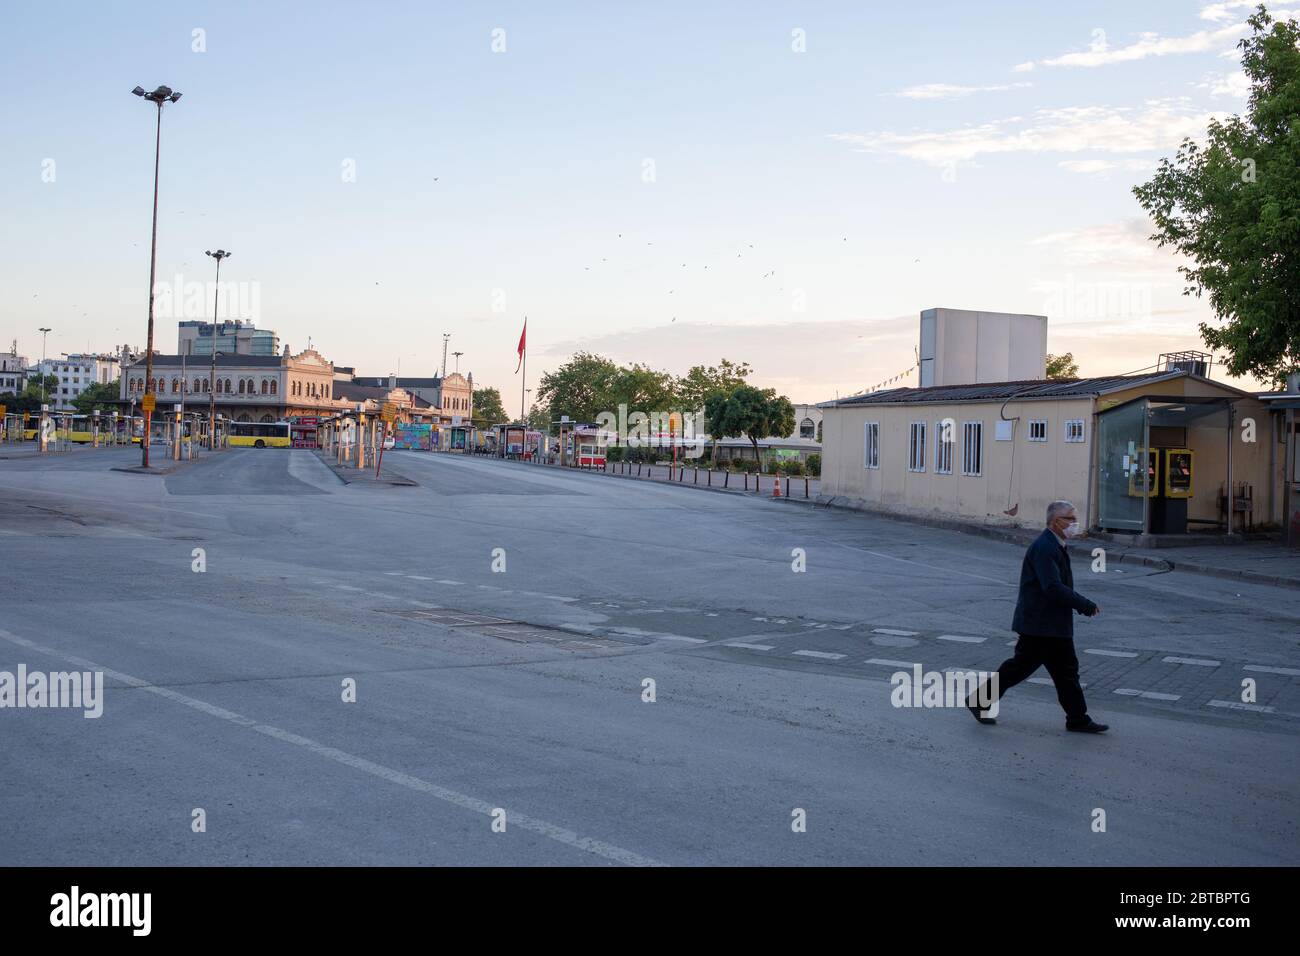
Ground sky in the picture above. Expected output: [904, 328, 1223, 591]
[1, 0, 1291, 407]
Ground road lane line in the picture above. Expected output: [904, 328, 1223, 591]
[1084, 648, 1139, 658]
[1114, 688, 1182, 701]
[792, 650, 846, 660]
[724, 642, 775, 651]
[436, 579, 464, 586]
[864, 658, 917, 668]
[1207, 699, 1275, 714]
[872, 628, 919, 637]
[1163, 656, 1220, 667]
[1243, 664, 1300, 676]
[0, 627, 665, 868]
[937, 634, 986, 644]
[1027, 677, 1088, 687]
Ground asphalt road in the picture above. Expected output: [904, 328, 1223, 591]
[1, 447, 1297, 865]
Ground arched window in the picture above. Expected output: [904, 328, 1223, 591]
[800, 418, 815, 439]
[238, 379, 246, 394]
[171, 378, 179, 393]
[148, 378, 156, 393]
[261, 379, 268, 395]
[259, 414, 274, 424]
[237, 413, 251, 423]
[270, 380, 277, 396]
[194, 378, 202, 393]
[225, 378, 232, 393]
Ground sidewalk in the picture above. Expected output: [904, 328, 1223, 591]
[807, 496, 1300, 589]
[489, 453, 821, 500]
[313, 449, 416, 486]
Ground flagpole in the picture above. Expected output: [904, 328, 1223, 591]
[520, 317, 527, 422]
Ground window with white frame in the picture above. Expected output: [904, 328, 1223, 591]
[935, 419, 954, 474]
[864, 422, 879, 469]
[962, 421, 983, 476]
[1028, 419, 1048, 442]
[908, 422, 927, 472]
[1064, 419, 1086, 443]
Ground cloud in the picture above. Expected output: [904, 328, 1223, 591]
[1012, 61, 1035, 73]
[1196, 69, 1251, 96]
[1030, 219, 1161, 266]
[1057, 157, 1158, 174]
[888, 81, 1032, 100]
[1200, 1, 1255, 21]
[831, 101, 1226, 167]
[1036, 23, 1242, 68]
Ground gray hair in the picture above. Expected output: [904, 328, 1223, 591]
[1046, 500, 1075, 525]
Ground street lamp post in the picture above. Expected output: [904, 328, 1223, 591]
[37, 327, 51, 405]
[204, 249, 230, 449]
[132, 84, 182, 468]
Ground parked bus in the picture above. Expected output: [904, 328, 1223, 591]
[228, 421, 291, 448]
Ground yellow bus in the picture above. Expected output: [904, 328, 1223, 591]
[228, 421, 291, 448]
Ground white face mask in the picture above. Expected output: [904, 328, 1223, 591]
[1063, 521, 1081, 538]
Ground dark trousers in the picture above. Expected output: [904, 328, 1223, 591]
[975, 633, 1089, 724]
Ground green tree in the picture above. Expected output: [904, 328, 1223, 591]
[613, 362, 680, 412]
[471, 386, 508, 427]
[1, 375, 59, 414]
[677, 359, 751, 411]
[705, 384, 796, 463]
[1045, 353, 1079, 380]
[535, 352, 622, 423]
[72, 380, 119, 414]
[1133, 6, 1300, 385]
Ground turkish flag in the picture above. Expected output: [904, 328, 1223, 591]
[515, 319, 526, 373]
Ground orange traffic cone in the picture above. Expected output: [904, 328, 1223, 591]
[772, 477, 782, 498]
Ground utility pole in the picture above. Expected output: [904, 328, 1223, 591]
[441, 333, 450, 378]
[132, 84, 182, 468]
[204, 250, 231, 449]
[38, 327, 51, 405]
[452, 351, 463, 373]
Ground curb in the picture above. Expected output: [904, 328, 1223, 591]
[312, 450, 417, 487]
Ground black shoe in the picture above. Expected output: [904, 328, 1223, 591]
[1067, 719, 1109, 734]
[967, 702, 996, 725]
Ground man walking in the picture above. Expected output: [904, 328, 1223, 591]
[969, 500, 1108, 733]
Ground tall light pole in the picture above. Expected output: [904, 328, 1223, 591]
[441, 333, 451, 378]
[132, 84, 182, 468]
[452, 351, 463, 373]
[205, 249, 230, 448]
[37, 327, 51, 405]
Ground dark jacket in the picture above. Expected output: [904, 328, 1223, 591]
[1011, 528, 1097, 638]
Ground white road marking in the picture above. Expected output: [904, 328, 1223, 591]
[1243, 664, 1300, 677]
[0, 627, 663, 867]
[1114, 688, 1181, 701]
[872, 628, 919, 637]
[1208, 699, 1275, 714]
[1028, 677, 1088, 687]
[407, 575, 434, 581]
[384, 571, 404, 576]
[1163, 656, 1220, 667]
[937, 634, 986, 644]
[436, 579, 464, 586]
[865, 658, 917, 668]
[725, 642, 775, 651]
[1084, 648, 1139, 658]
[792, 650, 846, 660]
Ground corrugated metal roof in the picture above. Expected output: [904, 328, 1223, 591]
[821, 371, 1185, 407]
